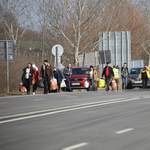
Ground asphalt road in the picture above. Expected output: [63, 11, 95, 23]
[0, 90, 150, 150]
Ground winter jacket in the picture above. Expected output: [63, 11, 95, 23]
[63, 67, 72, 78]
[138, 66, 150, 79]
[22, 67, 34, 87]
[53, 69, 64, 83]
[40, 63, 54, 78]
[33, 70, 40, 84]
[87, 69, 97, 81]
[121, 67, 129, 77]
[102, 66, 114, 78]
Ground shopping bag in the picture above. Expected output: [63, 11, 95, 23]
[37, 79, 44, 88]
[19, 82, 25, 92]
[111, 80, 117, 89]
[99, 78, 105, 87]
[60, 79, 66, 88]
[50, 78, 57, 90]
[32, 78, 35, 85]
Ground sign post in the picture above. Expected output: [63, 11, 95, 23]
[52, 44, 64, 70]
[6, 41, 9, 93]
[0, 40, 14, 93]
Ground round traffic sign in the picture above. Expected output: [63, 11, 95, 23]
[52, 44, 64, 56]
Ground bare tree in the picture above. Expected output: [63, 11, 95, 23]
[38, 0, 110, 66]
[0, 0, 32, 52]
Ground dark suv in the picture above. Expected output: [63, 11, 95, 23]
[128, 67, 150, 88]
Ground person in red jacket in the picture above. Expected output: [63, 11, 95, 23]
[32, 63, 40, 95]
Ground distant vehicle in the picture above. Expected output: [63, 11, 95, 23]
[128, 67, 150, 88]
[69, 67, 91, 91]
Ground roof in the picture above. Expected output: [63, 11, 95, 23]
[72, 67, 89, 69]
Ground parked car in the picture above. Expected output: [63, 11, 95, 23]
[69, 67, 91, 91]
[128, 67, 150, 88]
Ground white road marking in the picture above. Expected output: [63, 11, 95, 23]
[33, 99, 46, 101]
[0, 98, 125, 120]
[66, 96, 77, 98]
[0, 98, 140, 124]
[0, 102, 8, 105]
[62, 143, 88, 150]
[116, 128, 134, 134]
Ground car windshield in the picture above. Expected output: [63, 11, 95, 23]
[129, 69, 142, 74]
[72, 68, 89, 75]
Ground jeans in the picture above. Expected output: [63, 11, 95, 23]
[65, 76, 72, 91]
[105, 77, 110, 91]
[122, 77, 128, 89]
[89, 79, 94, 88]
[33, 83, 37, 92]
[142, 79, 148, 89]
[25, 79, 31, 94]
[44, 76, 50, 93]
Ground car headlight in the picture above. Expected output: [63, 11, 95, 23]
[84, 78, 87, 80]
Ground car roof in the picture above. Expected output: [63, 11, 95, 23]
[72, 67, 89, 69]
[130, 67, 143, 70]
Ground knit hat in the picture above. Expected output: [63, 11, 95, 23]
[32, 64, 38, 71]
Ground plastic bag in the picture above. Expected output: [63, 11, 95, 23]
[50, 78, 57, 90]
[99, 79, 105, 87]
[37, 79, 44, 88]
[60, 79, 66, 88]
[84, 81, 89, 88]
[111, 80, 117, 89]
[19, 82, 25, 92]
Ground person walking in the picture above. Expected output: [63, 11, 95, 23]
[121, 63, 129, 90]
[40, 60, 54, 94]
[32, 64, 40, 95]
[138, 66, 150, 89]
[53, 67, 64, 92]
[87, 65, 97, 90]
[102, 62, 114, 91]
[22, 63, 34, 95]
[113, 65, 119, 91]
[63, 64, 72, 92]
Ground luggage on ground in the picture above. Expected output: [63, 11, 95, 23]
[19, 82, 25, 92]
[99, 78, 105, 87]
[50, 78, 57, 90]
[127, 81, 132, 89]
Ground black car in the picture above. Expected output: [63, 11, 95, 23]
[128, 67, 150, 88]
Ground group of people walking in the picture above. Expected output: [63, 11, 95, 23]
[101, 62, 129, 91]
[22, 59, 150, 94]
[22, 60, 73, 95]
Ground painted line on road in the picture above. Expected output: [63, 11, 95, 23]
[116, 128, 134, 134]
[0, 98, 126, 120]
[62, 143, 88, 150]
[0, 98, 140, 124]
[0, 102, 8, 105]
[33, 99, 47, 101]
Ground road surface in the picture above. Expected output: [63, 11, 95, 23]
[0, 90, 150, 150]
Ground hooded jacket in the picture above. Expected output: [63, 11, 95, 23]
[87, 69, 97, 81]
[138, 66, 150, 80]
[40, 63, 54, 78]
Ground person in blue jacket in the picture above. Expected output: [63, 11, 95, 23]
[53, 67, 64, 92]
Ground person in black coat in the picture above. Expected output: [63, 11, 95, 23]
[22, 63, 34, 95]
[53, 67, 64, 92]
[102, 62, 114, 91]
